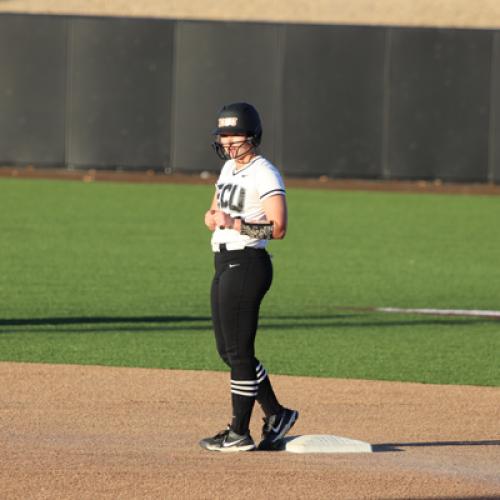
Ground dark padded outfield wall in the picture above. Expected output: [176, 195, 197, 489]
[171, 21, 282, 173]
[491, 31, 500, 184]
[67, 17, 174, 169]
[0, 15, 67, 165]
[388, 28, 492, 182]
[281, 25, 386, 178]
[1, 12, 500, 182]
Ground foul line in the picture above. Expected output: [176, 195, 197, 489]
[376, 307, 500, 319]
[335, 306, 500, 319]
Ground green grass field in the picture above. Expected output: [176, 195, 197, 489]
[1, 177, 499, 386]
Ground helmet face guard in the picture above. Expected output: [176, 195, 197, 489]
[211, 137, 257, 160]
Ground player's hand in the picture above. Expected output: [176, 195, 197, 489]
[213, 210, 233, 229]
[204, 209, 217, 231]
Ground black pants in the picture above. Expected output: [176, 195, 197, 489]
[211, 247, 281, 435]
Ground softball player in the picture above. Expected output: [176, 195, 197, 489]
[199, 102, 298, 452]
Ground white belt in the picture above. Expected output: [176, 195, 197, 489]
[212, 242, 248, 252]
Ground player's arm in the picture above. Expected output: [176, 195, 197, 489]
[219, 194, 287, 240]
[261, 194, 287, 239]
[204, 192, 218, 231]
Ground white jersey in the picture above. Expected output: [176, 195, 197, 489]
[211, 155, 286, 251]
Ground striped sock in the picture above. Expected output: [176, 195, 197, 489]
[230, 377, 257, 435]
[256, 362, 282, 417]
[230, 361, 283, 433]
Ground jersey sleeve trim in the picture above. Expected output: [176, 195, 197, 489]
[259, 188, 286, 200]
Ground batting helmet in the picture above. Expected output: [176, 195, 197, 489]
[212, 102, 262, 146]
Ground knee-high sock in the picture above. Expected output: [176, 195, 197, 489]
[230, 361, 283, 434]
[230, 374, 257, 435]
[255, 362, 282, 417]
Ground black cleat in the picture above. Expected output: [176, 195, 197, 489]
[199, 426, 256, 452]
[258, 408, 299, 450]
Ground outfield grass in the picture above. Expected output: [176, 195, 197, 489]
[1, 177, 499, 385]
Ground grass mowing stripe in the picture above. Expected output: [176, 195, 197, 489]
[0, 178, 499, 385]
[272, 187, 500, 314]
[0, 178, 214, 318]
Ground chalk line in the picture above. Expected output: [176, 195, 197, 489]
[376, 307, 500, 319]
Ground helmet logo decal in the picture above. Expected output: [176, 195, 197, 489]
[218, 116, 238, 128]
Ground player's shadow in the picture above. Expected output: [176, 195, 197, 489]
[372, 439, 500, 452]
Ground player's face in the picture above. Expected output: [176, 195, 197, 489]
[219, 135, 253, 160]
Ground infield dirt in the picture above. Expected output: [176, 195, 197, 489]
[1, 362, 499, 499]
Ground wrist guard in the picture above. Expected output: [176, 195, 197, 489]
[240, 221, 274, 240]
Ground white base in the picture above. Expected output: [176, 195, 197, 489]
[284, 435, 372, 454]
